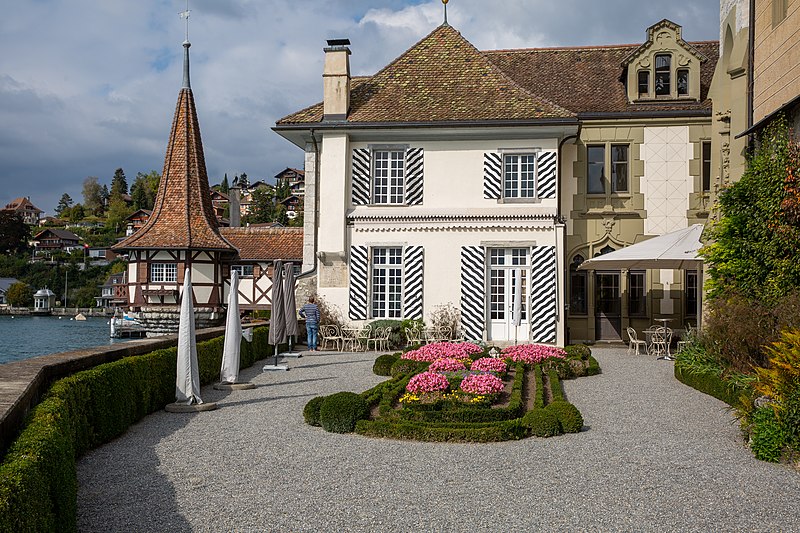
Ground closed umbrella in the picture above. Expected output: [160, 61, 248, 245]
[283, 262, 300, 357]
[512, 269, 522, 345]
[216, 272, 256, 389]
[264, 260, 288, 371]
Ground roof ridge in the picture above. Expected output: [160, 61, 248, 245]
[484, 39, 718, 55]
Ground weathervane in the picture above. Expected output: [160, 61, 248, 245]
[442, 0, 449, 25]
[179, 0, 191, 43]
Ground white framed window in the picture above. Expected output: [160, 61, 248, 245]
[587, 143, 630, 195]
[655, 53, 671, 96]
[504, 154, 537, 198]
[372, 150, 405, 204]
[231, 265, 254, 278]
[371, 247, 403, 318]
[150, 263, 177, 283]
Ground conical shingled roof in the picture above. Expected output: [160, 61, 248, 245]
[113, 86, 235, 252]
[277, 24, 574, 125]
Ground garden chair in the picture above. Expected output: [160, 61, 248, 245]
[626, 327, 648, 356]
[356, 324, 372, 352]
[424, 327, 439, 344]
[341, 326, 362, 352]
[366, 327, 384, 351]
[650, 327, 673, 360]
[369, 326, 392, 352]
[405, 327, 422, 346]
[320, 324, 343, 351]
[436, 326, 452, 342]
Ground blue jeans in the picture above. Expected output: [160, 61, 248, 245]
[306, 324, 318, 350]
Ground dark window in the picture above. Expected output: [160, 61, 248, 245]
[587, 146, 605, 194]
[686, 271, 698, 317]
[655, 54, 671, 96]
[677, 69, 689, 96]
[638, 70, 650, 96]
[611, 144, 629, 193]
[628, 271, 647, 316]
[773, 0, 788, 27]
[569, 255, 587, 315]
[702, 141, 711, 192]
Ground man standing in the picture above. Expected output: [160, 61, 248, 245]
[298, 296, 320, 351]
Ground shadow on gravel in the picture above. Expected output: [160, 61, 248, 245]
[77, 410, 194, 532]
[298, 359, 371, 369]
[220, 392, 317, 408]
[256, 376, 336, 387]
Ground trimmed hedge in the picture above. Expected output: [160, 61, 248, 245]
[356, 418, 527, 442]
[373, 353, 400, 376]
[303, 396, 326, 427]
[674, 365, 746, 408]
[319, 392, 369, 433]
[586, 355, 601, 376]
[521, 408, 561, 437]
[546, 400, 584, 433]
[534, 365, 545, 409]
[0, 326, 273, 533]
[389, 358, 429, 378]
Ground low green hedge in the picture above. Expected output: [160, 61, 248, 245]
[674, 365, 746, 408]
[356, 418, 528, 442]
[586, 355, 601, 376]
[303, 396, 326, 427]
[319, 392, 369, 433]
[546, 400, 584, 433]
[534, 365, 545, 409]
[373, 353, 400, 376]
[522, 408, 562, 437]
[0, 326, 273, 533]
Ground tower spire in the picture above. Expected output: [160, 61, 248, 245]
[442, 0, 449, 26]
[179, 0, 191, 88]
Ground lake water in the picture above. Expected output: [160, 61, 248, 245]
[0, 315, 133, 365]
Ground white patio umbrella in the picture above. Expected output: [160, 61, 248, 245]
[578, 224, 704, 327]
[216, 271, 256, 389]
[264, 260, 289, 371]
[166, 269, 217, 412]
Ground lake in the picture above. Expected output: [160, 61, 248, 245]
[0, 315, 134, 365]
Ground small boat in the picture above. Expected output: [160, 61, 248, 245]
[74, 313, 87, 321]
[110, 310, 146, 338]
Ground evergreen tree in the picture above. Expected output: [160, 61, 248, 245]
[220, 174, 230, 194]
[55, 193, 73, 215]
[110, 167, 128, 198]
[130, 171, 160, 210]
[238, 172, 250, 189]
[245, 187, 275, 224]
[82, 176, 103, 215]
[100, 184, 110, 209]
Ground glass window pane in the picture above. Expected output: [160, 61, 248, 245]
[371, 247, 403, 318]
[655, 54, 671, 96]
[677, 69, 689, 96]
[628, 271, 646, 316]
[638, 70, 649, 96]
[587, 146, 605, 194]
[702, 141, 711, 192]
[611, 145, 629, 193]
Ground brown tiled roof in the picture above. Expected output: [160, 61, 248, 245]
[219, 227, 303, 261]
[3, 197, 42, 213]
[484, 41, 719, 115]
[33, 228, 80, 241]
[277, 26, 719, 125]
[277, 24, 574, 125]
[113, 88, 235, 252]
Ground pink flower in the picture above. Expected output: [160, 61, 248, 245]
[459, 373, 504, 395]
[429, 358, 467, 372]
[470, 357, 507, 374]
[401, 342, 483, 363]
[406, 371, 450, 394]
[501, 344, 566, 365]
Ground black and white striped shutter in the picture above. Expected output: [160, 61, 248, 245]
[405, 148, 424, 205]
[529, 246, 557, 343]
[351, 148, 371, 206]
[483, 153, 502, 199]
[460, 246, 486, 341]
[536, 151, 557, 199]
[403, 246, 424, 319]
[348, 246, 369, 320]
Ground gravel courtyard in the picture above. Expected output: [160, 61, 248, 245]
[77, 346, 800, 532]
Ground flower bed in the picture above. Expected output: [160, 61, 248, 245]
[502, 344, 566, 365]
[459, 373, 504, 395]
[470, 357, 508, 374]
[401, 341, 483, 362]
[429, 358, 467, 372]
[406, 371, 450, 394]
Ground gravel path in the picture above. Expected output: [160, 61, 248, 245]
[77, 347, 800, 532]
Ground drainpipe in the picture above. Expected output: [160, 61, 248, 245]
[747, 0, 755, 143]
[298, 128, 319, 280]
[557, 125, 581, 343]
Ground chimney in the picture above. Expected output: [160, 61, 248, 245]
[229, 186, 241, 228]
[323, 38, 351, 121]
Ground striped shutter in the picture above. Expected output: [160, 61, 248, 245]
[483, 153, 502, 199]
[405, 148, 424, 205]
[351, 148, 371, 206]
[403, 246, 424, 319]
[348, 246, 369, 320]
[529, 246, 557, 343]
[460, 246, 486, 341]
[537, 151, 557, 199]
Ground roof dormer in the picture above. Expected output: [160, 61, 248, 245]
[622, 19, 707, 103]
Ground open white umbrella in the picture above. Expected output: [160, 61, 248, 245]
[264, 260, 289, 371]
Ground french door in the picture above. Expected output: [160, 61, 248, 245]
[488, 248, 529, 341]
[595, 272, 622, 340]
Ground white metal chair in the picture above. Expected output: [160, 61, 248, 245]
[356, 324, 372, 352]
[367, 326, 384, 351]
[320, 324, 343, 351]
[405, 327, 422, 346]
[626, 327, 648, 355]
[368, 326, 392, 352]
[650, 327, 674, 360]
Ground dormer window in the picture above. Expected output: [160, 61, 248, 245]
[677, 69, 689, 96]
[654, 54, 671, 96]
[638, 71, 650, 96]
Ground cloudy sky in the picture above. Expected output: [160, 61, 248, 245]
[0, 0, 720, 215]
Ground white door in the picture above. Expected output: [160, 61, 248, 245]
[488, 248, 529, 341]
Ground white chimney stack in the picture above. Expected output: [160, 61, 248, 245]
[323, 38, 351, 121]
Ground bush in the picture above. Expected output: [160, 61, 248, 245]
[373, 353, 400, 376]
[390, 358, 428, 378]
[749, 406, 786, 462]
[521, 408, 562, 438]
[356, 418, 527, 443]
[546, 400, 584, 433]
[367, 320, 408, 350]
[564, 344, 591, 360]
[586, 356, 601, 376]
[303, 396, 327, 427]
[548, 369, 564, 402]
[319, 392, 369, 433]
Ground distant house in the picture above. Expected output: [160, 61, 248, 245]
[0, 278, 21, 306]
[95, 272, 127, 308]
[275, 168, 305, 197]
[87, 247, 119, 265]
[38, 216, 67, 227]
[279, 195, 302, 219]
[2, 197, 42, 225]
[32, 228, 82, 255]
[125, 209, 152, 236]
[210, 190, 229, 222]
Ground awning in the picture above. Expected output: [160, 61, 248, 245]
[578, 224, 704, 271]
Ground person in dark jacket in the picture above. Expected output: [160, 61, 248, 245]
[298, 296, 320, 351]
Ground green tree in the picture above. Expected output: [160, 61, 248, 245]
[55, 193, 73, 216]
[244, 186, 275, 224]
[110, 167, 128, 198]
[100, 184, 110, 210]
[105, 197, 134, 236]
[220, 173, 230, 194]
[66, 203, 86, 223]
[703, 117, 800, 302]
[82, 176, 104, 215]
[130, 171, 160, 210]
[0, 212, 30, 254]
[6, 282, 33, 307]
[234, 173, 249, 189]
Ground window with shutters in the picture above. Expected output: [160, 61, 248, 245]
[150, 263, 177, 283]
[372, 150, 405, 204]
[504, 154, 537, 199]
[371, 247, 403, 318]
